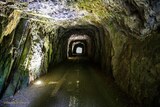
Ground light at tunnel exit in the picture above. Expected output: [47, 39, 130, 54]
[76, 47, 83, 54]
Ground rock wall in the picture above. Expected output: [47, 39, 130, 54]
[101, 0, 160, 106]
[0, 1, 109, 99]
[0, 0, 160, 106]
[0, 14, 54, 98]
[108, 25, 160, 106]
[76, 0, 160, 106]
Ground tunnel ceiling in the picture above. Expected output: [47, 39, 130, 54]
[0, 0, 159, 40]
[0, 0, 160, 106]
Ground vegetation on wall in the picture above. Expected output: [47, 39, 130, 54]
[0, 0, 160, 106]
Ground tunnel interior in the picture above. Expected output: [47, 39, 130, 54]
[0, 0, 160, 107]
[51, 25, 108, 68]
[70, 40, 86, 57]
[68, 35, 90, 59]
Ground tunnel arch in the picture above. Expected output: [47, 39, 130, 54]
[67, 34, 91, 59]
[51, 25, 102, 64]
[50, 24, 112, 75]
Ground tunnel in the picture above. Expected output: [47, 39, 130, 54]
[0, 0, 160, 107]
[67, 34, 91, 60]
[50, 25, 108, 68]
[72, 42, 85, 55]
[69, 40, 86, 57]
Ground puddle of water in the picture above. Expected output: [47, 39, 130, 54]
[48, 81, 58, 85]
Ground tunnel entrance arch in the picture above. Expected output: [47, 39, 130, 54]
[50, 25, 110, 69]
[67, 34, 91, 60]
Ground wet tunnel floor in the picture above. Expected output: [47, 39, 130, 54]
[1, 62, 138, 107]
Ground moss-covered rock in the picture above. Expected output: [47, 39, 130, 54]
[0, 1, 160, 106]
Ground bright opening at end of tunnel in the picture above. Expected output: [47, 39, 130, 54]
[76, 47, 83, 54]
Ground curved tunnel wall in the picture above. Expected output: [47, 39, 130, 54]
[67, 35, 90, 59]
[49, 24, 112, 76]
[69, 40, 87, 58]
[50, 25, 106, 65]
[0, 14, 112, 99]
[0, 2, 112, 100]
[0, 1, 160, 106]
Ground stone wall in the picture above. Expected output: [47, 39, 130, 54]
[0, 1, 108, 99]
[0, 14, 54, 98]
[0, 1, 160, 106]
[101, 0, 160, 106]
[107, 25, 160, 106]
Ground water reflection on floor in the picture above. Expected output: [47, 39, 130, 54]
[1, 62, 138, 107]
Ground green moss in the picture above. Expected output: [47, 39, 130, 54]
[77, 0, 108, 20]
[0, 54, 13, 94]
[19, 34, 31, 66]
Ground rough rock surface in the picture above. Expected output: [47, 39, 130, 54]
[0, 0, 107, 99]
[102, 0, 160, 106]
[0, 0, 160, 106]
